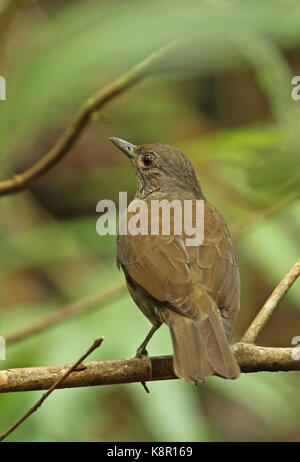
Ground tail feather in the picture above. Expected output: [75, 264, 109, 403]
[165, 307, 240, 383]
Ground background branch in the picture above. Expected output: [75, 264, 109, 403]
[0, 38, 181, 197]
[0, 343, 299, 394]
[5, 285, 126, 345]
[231, 194, 299, 240]
[242, 258, 300, 343]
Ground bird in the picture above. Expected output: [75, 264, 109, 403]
[110, 137, 240, 383]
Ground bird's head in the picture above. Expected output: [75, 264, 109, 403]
[110, 137, 203, 199]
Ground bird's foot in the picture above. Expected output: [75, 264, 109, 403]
[135, 347, 149, 359]
[135, 348, 152, 393]
[141, 381, 150, 393]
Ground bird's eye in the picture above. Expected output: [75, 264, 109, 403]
[143, 154, 154, 167]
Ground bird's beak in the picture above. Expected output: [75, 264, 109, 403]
[109, 137, 135, 159]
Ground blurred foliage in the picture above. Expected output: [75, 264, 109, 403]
[0, 0, 300, 442]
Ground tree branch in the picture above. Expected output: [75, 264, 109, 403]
[0, 38, 181, 197]
[242, 258, 300, 343]
[0, 343, 299, 395]
[0, 337, 104, 441]
[0, 260, 299, 399]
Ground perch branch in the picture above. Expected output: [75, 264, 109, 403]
[242, 258, 300, 343]
[0, 337, 104, 442]
[5, 285, 126, 345]
[0, 38, 181, 197]
[1, 343, 300, 395]
[1, 259, 299, 397]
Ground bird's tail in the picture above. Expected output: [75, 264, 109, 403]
[163, 300, 240, 383]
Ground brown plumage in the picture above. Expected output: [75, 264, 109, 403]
[110, 138, 240, 383]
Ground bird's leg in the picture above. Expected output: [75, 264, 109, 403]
[135, 323, 161, 358]
[135, 323, 162, 394]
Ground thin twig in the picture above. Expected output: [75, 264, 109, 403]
[0, 337, 104, 442]
[242, 258, 300, 343]
[1, 343, 300, 396]
[231, 194, 299, 240]
[5, 285, 126, 345]
[0, 38, 182, 197]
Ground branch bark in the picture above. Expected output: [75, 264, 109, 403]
[0, 39, 181, 197]
[1, 260, 299, 395]
[0, 343, 299, 394]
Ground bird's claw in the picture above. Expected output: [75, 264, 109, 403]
[135, 348, 152, 393]
[135, 347, 149, 359]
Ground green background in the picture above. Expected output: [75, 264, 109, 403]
[0, 0, 300, 442]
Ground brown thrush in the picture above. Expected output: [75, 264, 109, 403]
[110, 137, 240, 382]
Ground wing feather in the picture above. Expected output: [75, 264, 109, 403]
[117, 199, 239, 332]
